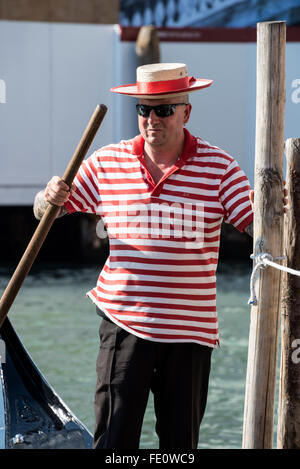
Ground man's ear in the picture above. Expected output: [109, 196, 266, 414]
[183, 103, 192, 125]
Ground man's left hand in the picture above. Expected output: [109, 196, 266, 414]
[249, 183, 288, 213]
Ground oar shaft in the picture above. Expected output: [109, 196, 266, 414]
[0, 104, 107, 328]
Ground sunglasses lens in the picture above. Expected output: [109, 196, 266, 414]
[136, 104, 175, 118]
[136, 105, 150, 117]
[155, 105, 174, 117]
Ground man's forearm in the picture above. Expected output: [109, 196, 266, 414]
[33, 189, 68, 220]
[33, 189, 48, 220]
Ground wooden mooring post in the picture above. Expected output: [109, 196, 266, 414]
[242, 21, 286, 449]
[136, 25, 160, 66]
[277, 139, 300, 449]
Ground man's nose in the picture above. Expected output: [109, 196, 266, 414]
[148, 109, 159, 121]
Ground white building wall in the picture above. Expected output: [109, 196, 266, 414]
[160, 41, 257, 181]
[0, 21, 299, 205]
[0, 21, 116, 205]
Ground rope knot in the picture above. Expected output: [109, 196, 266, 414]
[248, 252, 286, 306]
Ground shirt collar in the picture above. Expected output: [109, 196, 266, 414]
[131, 128, 197, 163]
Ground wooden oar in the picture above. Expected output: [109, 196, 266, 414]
[0, 104, 107, 329]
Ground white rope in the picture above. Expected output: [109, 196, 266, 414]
[248, 253, 300, 306]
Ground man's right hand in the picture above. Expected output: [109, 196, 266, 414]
[33, 177, 76, 220]
[45, 176, 75, 206]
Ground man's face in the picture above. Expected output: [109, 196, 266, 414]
[137, 95, 192, 149]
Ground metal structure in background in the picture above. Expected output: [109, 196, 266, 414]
[120, 0, 300, 27]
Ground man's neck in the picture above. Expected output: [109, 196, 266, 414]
[142, 134, 185, 185]
[144, 134, 185, 169]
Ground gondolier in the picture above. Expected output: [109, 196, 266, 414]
[33, 62, 255, 449]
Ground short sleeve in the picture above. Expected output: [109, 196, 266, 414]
[64, 152, 100, 215]
[219, 159, 253, 232]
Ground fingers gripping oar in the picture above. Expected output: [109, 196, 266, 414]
[0, 104, 107, 329]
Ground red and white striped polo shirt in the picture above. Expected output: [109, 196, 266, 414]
[65, 129, 253, 348]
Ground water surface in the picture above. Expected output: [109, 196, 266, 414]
[0, 263, 268, 449]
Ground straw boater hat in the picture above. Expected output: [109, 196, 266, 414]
[110, 63, 213, 99]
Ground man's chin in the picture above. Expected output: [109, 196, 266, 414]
[145, 134, 164, 146]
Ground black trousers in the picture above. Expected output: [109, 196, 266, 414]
[94, 313, 212, 449]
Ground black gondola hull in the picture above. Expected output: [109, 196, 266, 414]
[0, 318, 93, 449]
